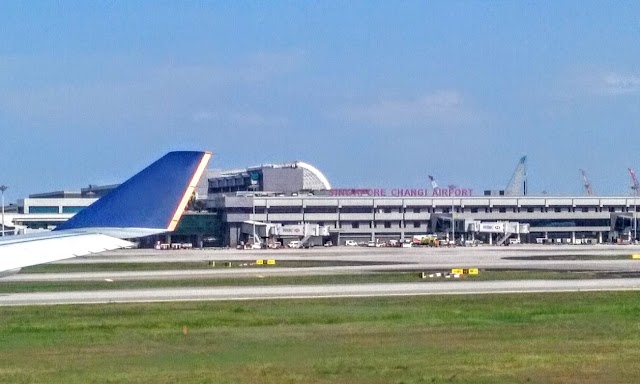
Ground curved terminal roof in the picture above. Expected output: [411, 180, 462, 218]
[295, 161, 331, 190]
[219, 161, 331, 191]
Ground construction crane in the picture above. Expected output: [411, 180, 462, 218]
[580, 169, 594, 196]
[629, 168, 640, 193]
[428, 175, 438, 189]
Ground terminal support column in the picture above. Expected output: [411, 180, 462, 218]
[371, 220, 375, 241]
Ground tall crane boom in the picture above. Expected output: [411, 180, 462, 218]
[629, 168, 640, 194]
[580, 169, 594, 196]
[428, 175, 438, 189]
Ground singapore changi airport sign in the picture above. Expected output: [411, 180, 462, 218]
[329, 187, 473, 198]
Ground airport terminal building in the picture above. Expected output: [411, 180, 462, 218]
[212, 189, 639, 247]
[205, 161, 639, 247]
[3, 160, 639, 247]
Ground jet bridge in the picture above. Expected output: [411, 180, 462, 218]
[467, 221, 530, 245]
[274, 224, 330, 247]
[241, 221, 330, 247]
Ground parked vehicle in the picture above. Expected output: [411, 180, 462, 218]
[345, 240, 358, 246]
[287, 240, 302, 248]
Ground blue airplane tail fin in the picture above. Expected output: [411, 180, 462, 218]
[55, 151, 211, 234]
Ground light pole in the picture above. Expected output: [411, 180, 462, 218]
[0, 185, 7, 237]
[248, 173, 260, 247]
[634, 189, 637, 242]
[249, 184, 258, 247]
[451, 199, 455, 245]
[448, 185, 457, 246]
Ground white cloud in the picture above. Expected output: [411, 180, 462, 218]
[602, 73, 640, 95]
[339, 90, 476, 126]
[0, 51, 304, 128]
[561, 70, 640, 98]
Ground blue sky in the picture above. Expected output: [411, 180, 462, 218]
[1, 1, 639, 201]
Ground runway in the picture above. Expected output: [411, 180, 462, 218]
[4, 244, 640, 306]
[7, 244, 640, 283]
[7, 259, 640, 283]
[2, 278, 640, 306]
[55, 244, 640, 264]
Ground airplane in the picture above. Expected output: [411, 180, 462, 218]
[0, 150, 212, 277]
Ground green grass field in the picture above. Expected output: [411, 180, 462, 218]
[2, 292, 640, 383]
[0, 271, 599, 294]
[21, 260, 383, 273]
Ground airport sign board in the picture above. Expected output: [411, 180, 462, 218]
[277, 225, 304, 235]
[329, 187, 473, 197]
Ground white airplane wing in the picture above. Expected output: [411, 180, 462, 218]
[0, 151, 212, 276]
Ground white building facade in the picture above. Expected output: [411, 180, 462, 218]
[213, 194, 638, 246]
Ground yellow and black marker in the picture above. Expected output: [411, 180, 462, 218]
[451, 268, 479, 275]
